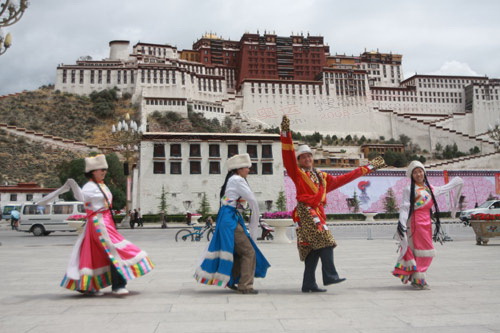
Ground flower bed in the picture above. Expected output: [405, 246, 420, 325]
[262, 211, 292, 219]
[471, 213, 500, 220]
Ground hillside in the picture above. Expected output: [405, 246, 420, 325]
[0, 130, 83, 186]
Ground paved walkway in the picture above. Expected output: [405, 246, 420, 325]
[0, 224, 499, 333]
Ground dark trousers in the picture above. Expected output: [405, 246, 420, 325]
[110, 263, 127, 290]
[302, 246, 340, 289]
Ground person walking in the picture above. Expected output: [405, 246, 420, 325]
[10, 208, 20, 231]
[392, 161, 463, 290]
[280, 115, 386, 293]
[36, 154, 154, 295]
[137, 208, 143, 227]
[195, 153, 270, 294]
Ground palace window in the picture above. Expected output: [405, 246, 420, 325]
[190, 144, 201, 157]
[10, 194, 17, 201]
[107, 70, 111, 84]
[98, 70, 102, 84]
[170, 162, 181, 174]
[62, 70, 67, 83]
[79, 70, 84, 84]
[262, 145, 273, 158]
[153, 162, 165, 174]
[26, 194, 33, 201]
[249, 163, 258, 175]
[90, 70, 95, 84]
[247, 145, 258, 158]
[209, 162, 221, 174]
[228, 144, 239, 157]
[170, 144, 181, 157]
[190, 161, 201, 174]
[209, 144, 220, 157]
[262, 163, 273, 175]
[153, 144, 165, 157]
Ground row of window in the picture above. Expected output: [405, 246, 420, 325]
[373, 96, 463, 103]
[0, 193, 58, 201]
[153, 161, 273, 175]
[2, 194, 33, 201]
[153, 143, 273, 159]
[145, 99, 185, 106]
[62, 69, 134, 85]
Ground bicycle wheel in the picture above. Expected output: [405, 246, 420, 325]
[206, 228, 214, 241]
[175, 229, 194, 242]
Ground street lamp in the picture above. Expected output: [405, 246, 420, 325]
[0, 0, 29, 56]
[111, 113, 141, 213]
[488, 118, 500, 151]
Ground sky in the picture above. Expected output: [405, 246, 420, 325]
[1, 0, 499, 95]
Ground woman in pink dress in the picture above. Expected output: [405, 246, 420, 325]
[392, 161, 462, 290]
[38, 155, 154, 296]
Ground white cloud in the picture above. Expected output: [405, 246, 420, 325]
[430, 61, 479, 77]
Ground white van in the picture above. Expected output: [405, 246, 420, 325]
[18, 201, 85, 236]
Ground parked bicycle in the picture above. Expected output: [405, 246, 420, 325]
[175, 220, 214, 242]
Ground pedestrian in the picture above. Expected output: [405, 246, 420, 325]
[205, 215, 214, 227]
[186, 211, 192, 225]
[36, 154, 154, 296]
[10, 208, 20, 231]
[392, 160, 463, 290]
[160, 209, 168, 229]
[195, 153, 270, 294]
[133, 209, 139, 228]
[129, 210, 135, 229]
[137, 208, 143, 227]
[280, 115, 386, 293]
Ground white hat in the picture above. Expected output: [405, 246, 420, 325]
[227, 153, 252, 171]
[296, 144, 312, 158]
[85, 154, 108, 173]
[406, 160, 426, 178]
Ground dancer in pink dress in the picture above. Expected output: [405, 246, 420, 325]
[392, 161, 462, 290]
[37, 155, 154, 296]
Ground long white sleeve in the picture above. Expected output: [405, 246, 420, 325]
[433, 177, 464, 197]
[35, 179, 84, 205]
[433, 177, 464, 218]
[398, 185, 411, 228]
[224, 175, 260, 240]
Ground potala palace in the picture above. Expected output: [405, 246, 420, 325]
[52, 32, 500, 213]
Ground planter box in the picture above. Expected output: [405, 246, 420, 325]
[262, 218, 294, 244]
[469, 220, 500, 245]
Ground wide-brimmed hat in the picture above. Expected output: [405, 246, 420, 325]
[227, 153, 251, 171]
[406, 160, 425, 178]
[296, 144, 312, 158]
[85, 154, 108, 173]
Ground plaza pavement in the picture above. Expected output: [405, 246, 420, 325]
[0, 221, 499, 333]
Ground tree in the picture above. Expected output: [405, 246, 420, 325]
[399, 134, 411, 147]
[197, 192, 211, 219]
[158, 185, 168, 214]
[57, 153, 126, 209]
[352, 191, 360, 213]
[276, 191, 287, 211]
[384, 188, 398, 213]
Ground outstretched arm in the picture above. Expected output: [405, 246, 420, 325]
[325, 156, 386, 192]
[35, 179, 84, 205]
[433, 177, 464, 218]
[280, 116, 300, 182]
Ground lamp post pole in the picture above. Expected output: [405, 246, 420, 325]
[111, 113, 141, 215]
[0, 0, 29, 56]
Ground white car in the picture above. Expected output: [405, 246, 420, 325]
[18, 201, 85, 236]
[460, 200, 500, 223]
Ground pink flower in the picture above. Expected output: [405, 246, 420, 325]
[262, 211, 293, 219]
[67, 214, 87, 221]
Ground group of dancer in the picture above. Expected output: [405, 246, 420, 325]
[42, 115, 463, 296]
